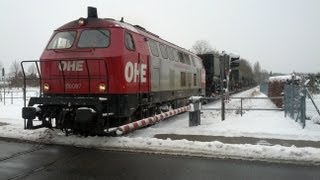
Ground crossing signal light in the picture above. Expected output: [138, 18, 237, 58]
[230, 57, 240, 68]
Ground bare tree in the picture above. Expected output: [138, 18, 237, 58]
[260, 70, 270, 82]
[27, 64, 37, 75]
[0, 61, 3, 83]
[239, 59, 254, 87]
[191, 40, 214, 54]
[253, 62, 270, 84]
[307, 73, 320, 94]
[253, 62, 262, 84]
[9, 60, 23, 87]
[26, 64, 39, 87]
[10, 60, 21, 77]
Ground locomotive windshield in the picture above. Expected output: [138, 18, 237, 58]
[47, 31, 76, 49]
[78, 29, 110, 48]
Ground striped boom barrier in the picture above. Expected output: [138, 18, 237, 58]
[116, 105, 191, 135]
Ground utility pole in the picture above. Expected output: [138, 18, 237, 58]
[219, 53, 240, 121]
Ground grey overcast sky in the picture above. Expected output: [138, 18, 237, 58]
[0, 0, 319, 73]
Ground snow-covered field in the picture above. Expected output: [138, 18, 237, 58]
[129, 90, 320, 141]
[1, 87, 320, 165]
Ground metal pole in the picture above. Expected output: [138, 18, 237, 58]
[301, 88, 306, 128]
[1, 68, 4, 104]
[3, 77, 5, 105]
[290, 84, 295, 119]
[11, 91, 13, 104]
[240, 98, 243, 116]
[284, 85, 287, 118]
[21, 61, 27, 108]
[220, 55, 225, 121]
[221, 94, 225, 120]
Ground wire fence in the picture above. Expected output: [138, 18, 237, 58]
[201, 96, 283, 116]
[283, 83, 320, 128]
[0, 89, 39, 105]
[283, 84, 307, 128]
[306, 92, 320, 124]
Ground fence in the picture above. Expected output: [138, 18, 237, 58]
[306, 90, 320, 124]
[201, 96, 283, 117]
[283, 84, 306, 128]
[0, 89, 39, 105]
[188, 95, 284, 127]
[259, 82, 268, 95]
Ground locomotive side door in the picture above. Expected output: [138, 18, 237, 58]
[148, 39, 161, 91]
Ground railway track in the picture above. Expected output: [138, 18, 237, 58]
[0, 138, 83, 180]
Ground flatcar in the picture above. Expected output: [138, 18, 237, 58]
[22, 7, 205, 135]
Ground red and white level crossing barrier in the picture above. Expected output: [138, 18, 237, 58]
[116, 105, 191, 135]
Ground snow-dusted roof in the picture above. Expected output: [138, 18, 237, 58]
[269, 75, 301, 82]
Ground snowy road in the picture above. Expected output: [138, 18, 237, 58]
[1, 138, 320, 180]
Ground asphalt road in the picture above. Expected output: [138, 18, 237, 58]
[0, 138, 319, 180]
[155, 134, 320, 148]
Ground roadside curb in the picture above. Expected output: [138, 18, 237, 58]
[154, 134, 320, 149]
[0, 132, 320, 167]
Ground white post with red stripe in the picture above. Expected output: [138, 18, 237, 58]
[116, 105, 190, 135]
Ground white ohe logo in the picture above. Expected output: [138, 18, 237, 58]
[58, 61, 84, 71]
[124, 61, 147, 83]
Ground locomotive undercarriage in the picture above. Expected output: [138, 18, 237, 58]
[22, 89, 201, 136]
[22, 96, 108, 136]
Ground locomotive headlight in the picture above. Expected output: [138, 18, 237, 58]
[43, 83, 50, 92]
[98, 83, 106, 92]
[78, 18, 86, 26]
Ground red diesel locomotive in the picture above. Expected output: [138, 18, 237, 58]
[22, 7, 205, 135]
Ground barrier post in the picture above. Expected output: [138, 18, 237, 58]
[240, 98, 243, 116]
[3, 85, 5, 105]
[300, 88, 306, 128]
[189, 97, 201, 127]
[220, 55, 226, 121]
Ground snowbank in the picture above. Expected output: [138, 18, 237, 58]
[1, 87, 320, 165]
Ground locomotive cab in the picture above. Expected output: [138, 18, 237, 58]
[22, 7, 135, 135]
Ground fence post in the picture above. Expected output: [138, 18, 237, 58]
[3, 87, 5, 105]
[300, 88, 306, 128]
[221, 93, 225, 121]
[11, 91, 13, 104]
[290, 85, 294, 119]
[284, 86, 287, 117]
[220, 55, 225, 121]
[240, 98, 243, 116]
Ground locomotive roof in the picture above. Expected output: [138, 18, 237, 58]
[57, 18, 135, 31]
[57, 17, 199, 58]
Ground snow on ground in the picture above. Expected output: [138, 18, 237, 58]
[129, 88, 320, 141]
[307, 94, 320, 124]
[1, 87, 320, 164]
